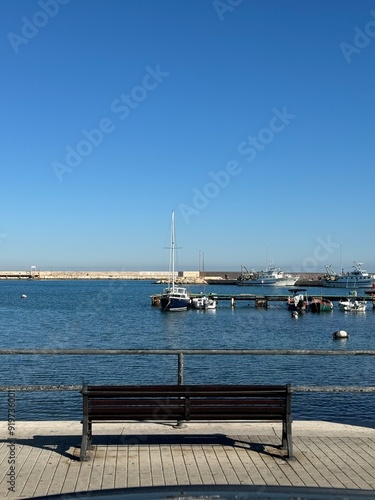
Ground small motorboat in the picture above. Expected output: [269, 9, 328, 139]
[339, 298, 367, 312]
[192, 296, 205, 309]
[205, 297, 217, 310]
[309, 297, 333, 313]
[192, 295, 217, 310]
[287, 289, 309, 312]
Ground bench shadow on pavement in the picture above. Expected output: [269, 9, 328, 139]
[0, 435, 79, 460]
[0, 433, 284, 461]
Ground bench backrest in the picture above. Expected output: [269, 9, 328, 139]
[82, 384, 291, 422]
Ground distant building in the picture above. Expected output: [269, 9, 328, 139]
[178, 271, 200, 279]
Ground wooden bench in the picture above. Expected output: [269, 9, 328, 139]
[80, 383, 293, 461]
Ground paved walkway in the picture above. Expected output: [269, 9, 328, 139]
[1, 420, 374, 498]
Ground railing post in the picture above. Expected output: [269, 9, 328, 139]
[174, 352, 187, 427]
[178, 352, 184, 385]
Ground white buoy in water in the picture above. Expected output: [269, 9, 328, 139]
[333, 330, 349, 339]
[291, 311, 298, 319]
[21, 294, 27, 299]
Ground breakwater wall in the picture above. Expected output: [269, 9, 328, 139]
[0, 270, 320, 285]
[0, 270, 171, 280]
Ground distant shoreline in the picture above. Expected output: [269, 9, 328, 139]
[0, 270, 321, 286]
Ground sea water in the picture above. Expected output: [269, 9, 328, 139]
[0, 279, 374, 426]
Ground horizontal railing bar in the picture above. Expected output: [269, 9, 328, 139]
[1, 349, 375, 356]
[1, 385, 82, 391]
[1, 385, 375, 392]
[292, 386, 375, 393]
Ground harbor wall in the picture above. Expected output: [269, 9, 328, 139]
[0, 269, 321, 285]
[0, 270, 171, 280]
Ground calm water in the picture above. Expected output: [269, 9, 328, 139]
[1, 279, 375, 426]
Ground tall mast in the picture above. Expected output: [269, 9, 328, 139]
[171, 210, 175, 289]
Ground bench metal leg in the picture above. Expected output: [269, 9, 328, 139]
[80, 436, 88, 461]
[80, 419, 92, 461]
[88, 421, 92, 448]
[282, 386, 294, 459]
[282, 418, 293, 459]
[173, 420, 187, 428]
[80, 386, 92, 461]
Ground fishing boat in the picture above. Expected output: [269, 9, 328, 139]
[322, 262, 375, 288]
[160, 211, 191, 312]
[237, 264, 299, 287]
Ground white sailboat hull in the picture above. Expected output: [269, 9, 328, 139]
[160, 286, 191, 311]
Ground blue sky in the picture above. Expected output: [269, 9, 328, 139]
[1, 0, 375, 272]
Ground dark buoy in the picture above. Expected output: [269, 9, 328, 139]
[333, 330, 348, 339]
[291, 311, 298, 319]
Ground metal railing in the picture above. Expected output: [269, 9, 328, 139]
[1, 349, 375, 393]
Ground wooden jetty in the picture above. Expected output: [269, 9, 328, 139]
[151, 292, 375, 308]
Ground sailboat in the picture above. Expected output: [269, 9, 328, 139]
[160, 211, 191, 312]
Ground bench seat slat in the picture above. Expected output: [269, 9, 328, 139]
[88, 414, 286, 421]
[88, 398, 286, 406]
[87, 405, 287, 414]
[89, 399, 186, 407]
[84, 385, 287, 398]
[86, 384, 287, 391]
[86, 393, 287, 400]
